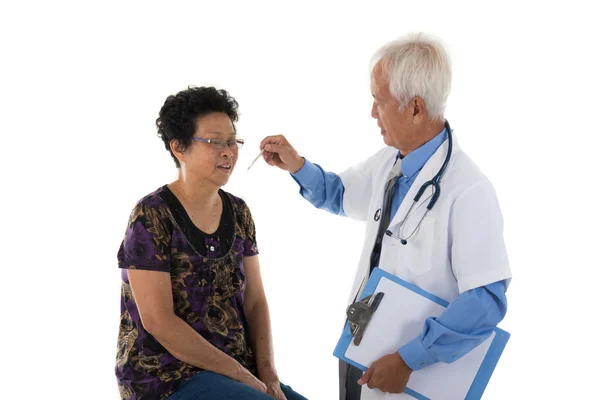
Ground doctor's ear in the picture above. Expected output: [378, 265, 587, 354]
[410, 98, 426, 123]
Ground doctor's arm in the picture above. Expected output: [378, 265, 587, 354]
[260, 134, 346, 216]
[400, 178, 512, 370]
[357, 282, 507, 393]
[261, 135, 387, 220]
[398, 281, 507, 370]
[291, 158, 346, 215]
[359, 179, 512, 393]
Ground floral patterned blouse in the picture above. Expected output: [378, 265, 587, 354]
[115, 185, 259, 400]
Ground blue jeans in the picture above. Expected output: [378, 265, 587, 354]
[167, 371, 308, 400]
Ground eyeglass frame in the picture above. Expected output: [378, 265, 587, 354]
[192, 137, 245, 150]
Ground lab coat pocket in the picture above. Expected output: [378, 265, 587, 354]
[402, 214, 437, 275]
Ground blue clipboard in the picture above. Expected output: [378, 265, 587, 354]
[333, 267, 510, 400]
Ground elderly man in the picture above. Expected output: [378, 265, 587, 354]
[260, 32, 512, 400]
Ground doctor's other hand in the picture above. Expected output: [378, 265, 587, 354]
[357, 351, 412, 394]
[260, 135, 305, 173]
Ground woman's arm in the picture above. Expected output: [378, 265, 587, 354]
[127, 269, 267, 393]
[243, 255, 279, 384]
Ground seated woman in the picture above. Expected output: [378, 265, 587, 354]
[116, 86, 307, 400]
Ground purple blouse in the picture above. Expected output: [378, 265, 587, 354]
[115, 186, 259, 400]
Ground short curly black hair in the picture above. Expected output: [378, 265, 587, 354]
[156, 86, 240, 167]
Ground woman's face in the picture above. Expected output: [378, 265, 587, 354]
[176, 112, 239, 187]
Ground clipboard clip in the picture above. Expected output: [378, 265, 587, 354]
[346, 292, 385, 346]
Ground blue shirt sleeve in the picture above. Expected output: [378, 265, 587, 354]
[398, 280, 508, 371]
[291, 158, 346, 216]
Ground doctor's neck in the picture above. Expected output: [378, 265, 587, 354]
[396, 119, 446, 157]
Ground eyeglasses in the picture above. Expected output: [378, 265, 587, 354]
[192, 137, 245, 150]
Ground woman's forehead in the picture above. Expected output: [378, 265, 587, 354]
[195, 113, 235, 136]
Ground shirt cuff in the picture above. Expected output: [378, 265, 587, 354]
[398, 337, 437, 371]
[290, 158, 318, 185]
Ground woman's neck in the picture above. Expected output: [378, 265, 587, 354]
[168, 177, 220, 209]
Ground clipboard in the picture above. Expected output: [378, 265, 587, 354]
[333, 267, 510, 400]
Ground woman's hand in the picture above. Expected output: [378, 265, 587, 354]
[234, 366, 268, 394]
[265, 380, 288, 400]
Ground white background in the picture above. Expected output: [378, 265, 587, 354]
[1, 0, 599, 399]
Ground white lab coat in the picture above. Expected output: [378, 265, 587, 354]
[337, 134, 512, 400]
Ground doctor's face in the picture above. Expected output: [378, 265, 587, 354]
[370, 62, 419, 155]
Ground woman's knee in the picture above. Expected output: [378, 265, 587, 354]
[171, 371, 274, 400]
[280, 383, 308, 400]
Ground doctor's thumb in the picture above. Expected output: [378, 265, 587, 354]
[357, 369, 373, 385]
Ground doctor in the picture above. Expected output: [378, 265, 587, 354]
[260, 32, 512, 400]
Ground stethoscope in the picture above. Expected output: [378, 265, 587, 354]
[375, 120, 453, 245]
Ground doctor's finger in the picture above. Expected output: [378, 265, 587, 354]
[263, 151, 274, 165]
[264, 152, 285, 168]
[263, 151, 274, 162]
[260, 135, 286, 149]
[264, 143, 286, 153]
[366, 373, 382, 390]
[357, 368, 374, 385]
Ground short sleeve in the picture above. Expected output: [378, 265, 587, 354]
[240, 202, 259, 257]
[118, 197, 172, 272]
[338, 148, 389, 221]
[450, 179, 512, 293]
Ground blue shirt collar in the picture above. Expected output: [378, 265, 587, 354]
[397, 128, 448, 179]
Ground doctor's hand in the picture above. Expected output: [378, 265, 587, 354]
[357, 351, 412, 394]
[260, 135, 305, 173]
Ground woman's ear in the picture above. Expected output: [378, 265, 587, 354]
[169, 139, 185, 165]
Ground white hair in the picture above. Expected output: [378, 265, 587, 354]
[370, 32, 452, 121]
